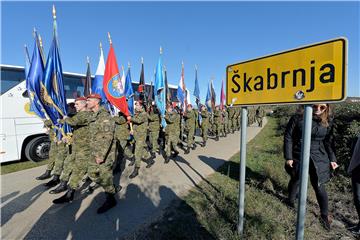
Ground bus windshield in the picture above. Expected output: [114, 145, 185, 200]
[1, 67, 25, 94]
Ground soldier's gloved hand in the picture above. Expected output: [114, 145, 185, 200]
[96, 157, 104, 164]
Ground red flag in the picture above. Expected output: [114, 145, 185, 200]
[220, 79, 225, 110]
[103, 44, 129, 116]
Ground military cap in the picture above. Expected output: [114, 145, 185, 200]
[75, 96, 87, 102]
[86, 93, 102, 100]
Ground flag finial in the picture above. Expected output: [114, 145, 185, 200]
[39, 34, 43, 48]
[52, 5, 56, 20]
[164, 65, 167, 71]
[141, 57, 144, 64]
[195, 64, 198, 70]
[87, 56, 90, 64]
[182, 61, 184, 67]
[160, 46, 163, 55]
[99, 42, 103, 50]
[32, 28, 36, 38]
[128, 62, 131, 68]
[107, 32, 112, 44]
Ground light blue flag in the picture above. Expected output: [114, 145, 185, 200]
[154, 55, 166, 128]
[125, 67, 134, 116]
[205, 81, 212, 112]
[193, 66, 202, 124]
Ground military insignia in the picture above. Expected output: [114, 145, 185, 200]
[108, 74, 124, 98]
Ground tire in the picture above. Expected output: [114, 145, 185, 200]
[24, 136, 50, 162]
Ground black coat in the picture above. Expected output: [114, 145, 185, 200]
[284, 114, 336, 185]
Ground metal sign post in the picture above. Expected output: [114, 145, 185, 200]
[295, 105, 313, 239]
[238, 107, 248, 235]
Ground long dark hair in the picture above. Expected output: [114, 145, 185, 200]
[296, 104, 332, 127]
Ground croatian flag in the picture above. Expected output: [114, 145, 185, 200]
[177, 63, 187, 112]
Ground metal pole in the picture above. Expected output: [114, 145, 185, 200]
[295, 105, 313, 240]
[238, 107, 248, 235]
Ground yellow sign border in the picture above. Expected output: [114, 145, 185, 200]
[226, 37, 347, 106]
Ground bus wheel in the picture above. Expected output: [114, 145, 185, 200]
[24, 136, 50, 162]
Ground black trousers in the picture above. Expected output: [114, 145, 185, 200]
[285, 160, 329, 216]
[352, 165, 360, 225]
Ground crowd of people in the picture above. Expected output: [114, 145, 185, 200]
[35, 93, 265, 214]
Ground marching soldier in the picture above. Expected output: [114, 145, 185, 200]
[53, 93, 118, 214]
[49, 96, 90, 194]
[184, 104, 196, 154]
[36, 120, 56, 180]
[223, 107, 229, 136]
[174, 106, 182, 146]
[113, 111, 133, 170]
[164, 104, 180, 163]
[200, 105, 209, 147]
[148, 104, 161, 158]
[213, 106, 222, 141]
[255, 106, 265, 127]
[129, 101, 155, 179]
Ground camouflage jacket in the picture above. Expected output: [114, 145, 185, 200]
[184, 109, 196, 130]
[164, 111, 176, 136]
[148, 111, 160, 132]
[63, 111, 93, 150]
[131, 111, 148, 140]
[113, 114, 130, 141]
[89, 107, 115, 161]
[200, 109, 209, 128]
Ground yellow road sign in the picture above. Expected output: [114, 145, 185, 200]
[226, 38, 347, 106]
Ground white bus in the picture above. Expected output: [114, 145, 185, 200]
[0, 64, 178, 163]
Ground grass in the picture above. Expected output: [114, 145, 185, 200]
[132, 117, 357, 240]
[1, 158, 50, 175]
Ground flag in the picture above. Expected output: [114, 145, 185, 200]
[41, 11, 71, 137]
[220, 79, 225, 110]
[103, 41, 129, 116]
[25, 33, 46, 120]
[177, 62, 187, 112]
[193, 66, 200, 107]
[154, 53, 166, 128]
[148, 80, 154, 103]
[125, 66, 135, 116]
[138, 58, 146, 103]
[205, 81, 212, 112]
[92, 43, 108, 105]
[24, 45, 31, 78]
[186, 89, 191, 107]
[164, 67, 171, 104]
[83, 57, 91, 96]
[211, 80, 216, 110]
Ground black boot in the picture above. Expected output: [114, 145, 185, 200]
[49, 180, 68, 194]
[151, 151, 156, 159]
[36, 170, 52, 180]
[146, 158, 155, 168]
[164, 156, 170, 164]
[97, 192, 117, 214]
[202, 141, 206, 147]
[44, 175, 60, 188]
[215, 136, 219, 141]
[171, 150, 179, 158]
[184, 148, 190, 154]
[53, 188, 75, 204]
[129, 167, 140, 179]
[128, 156, 135, 166]
[192, 144, 196, 150]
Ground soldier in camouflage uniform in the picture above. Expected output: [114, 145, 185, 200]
[164, 104, 180, 163]
[49, 97, 90, 194]
[36, 120, 56, 180]
[147, 104, 161, 157]
[129, 101, 155, 179]
[213, 106, 222, 141]
[223, 107, 229, 136]
[53, 94, 118, 214]
[113, 111, 133, 172]
[174, 106, 182, 146]
[255, 106, 265, 127]
[228, 107, 235, 133]
[232, 108, 239, 132]
[184, 104, 196, 154]
[200, 105, 209, 147]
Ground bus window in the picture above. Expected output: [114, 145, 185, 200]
[1, 67, 25, 94]
[63, 74, 84, 99]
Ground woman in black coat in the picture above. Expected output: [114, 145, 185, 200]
[284, 103, 338, 231]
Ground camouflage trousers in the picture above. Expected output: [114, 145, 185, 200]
[68, 149, 116, 194]
[60, 153, 75, 182]
[165, 134, 179, 157]
[46, 141, 57, 171]
[256, 116, 263, 127]
[228, 120, 233, 132]
[186, 127, 195, 146]
[52, 142, 68, 176]
[232, 119, 238, 130]
[134, 135, 151, 168]
[149, 130, 160, 153]
[117, 139, 133, 159]
[224, 122, 229, 134]
[201, 125, 208, 142]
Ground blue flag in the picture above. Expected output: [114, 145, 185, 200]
[193, 66, 202, 124]
[41, 16, 71, 138]
[25, 34, 46, 119]
[154, 55, 166, 128]
[205, 81, 212, 112]
[125, 67, 135, 116]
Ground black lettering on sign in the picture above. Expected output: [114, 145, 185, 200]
[254, 76, 263, 90]
[281, 71, 290, 88]
[267, 68, 277, 90]
[320, 63, 335, 83]
[293, 68, 306, 87]
[231, 70, 241, 93]
[243, 73, 252, 92]
[306, 60, 315, 92]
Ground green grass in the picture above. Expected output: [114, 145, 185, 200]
[133, 117, 357, 240]
[1, 158, 50, 175]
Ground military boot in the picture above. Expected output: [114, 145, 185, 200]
[128, 156, 136, 166]
[164, 156, 170, 164]
[129, 167, 140, 179]
[146, 158, 155, 168]
[36, 170, 52, 180]
[151, 151, 156, 159]
[97, 192, 117, 214]
[184, 147, 190, 154]
[192, 144, 196, 150]
[202, 141, 206, 147]
[171, 150, 179, 158]
[44, 174, 60, 188]
[53, 188, 75, 204]
[215, 136, 219, 141]
[49, 180, 68, 194]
